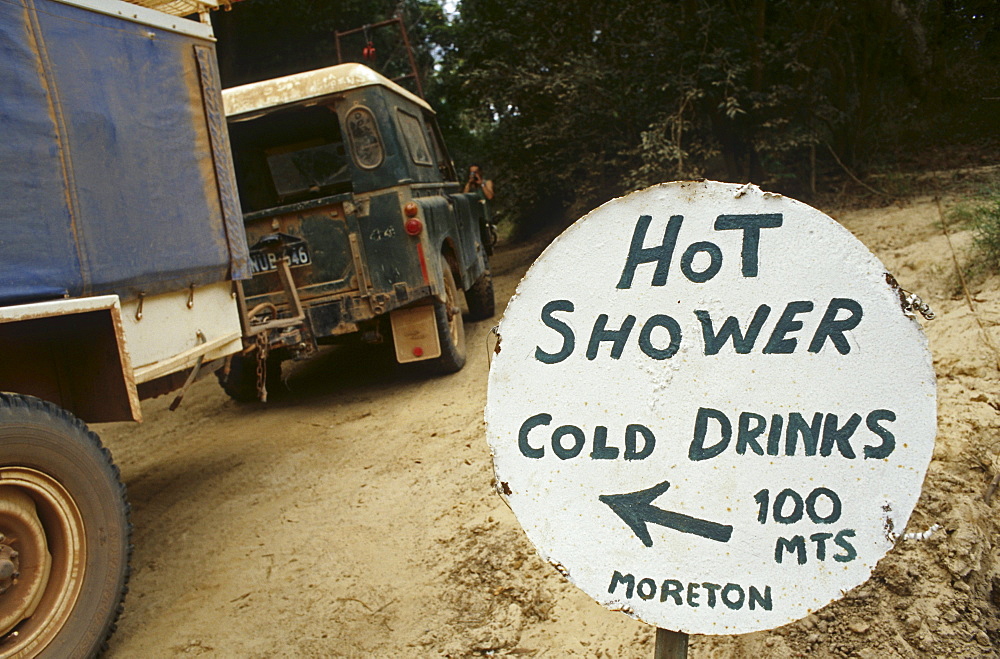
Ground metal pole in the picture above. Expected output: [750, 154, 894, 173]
[396, 15, 424, 98]
[336, 18, 400, 37]
[654, 629, 688, 659]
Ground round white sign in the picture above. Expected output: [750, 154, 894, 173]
[485, 181, 936, 635]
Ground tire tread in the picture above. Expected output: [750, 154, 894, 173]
[464, 268, 495, 322]
[0, 393, 132, 658]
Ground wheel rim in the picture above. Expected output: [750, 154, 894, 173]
[443, 266, 463, 348]
[0, 467, 85, 656]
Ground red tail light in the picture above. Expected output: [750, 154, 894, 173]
[405, 217, 423, 236]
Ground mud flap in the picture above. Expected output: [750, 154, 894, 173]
[390, 305, 441, 363]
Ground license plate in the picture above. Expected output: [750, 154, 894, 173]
[248, 237, 311, 275]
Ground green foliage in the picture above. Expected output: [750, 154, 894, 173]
[448, 0, 1000, 234]
[952, 187, 1000, 275]
[210, 0, 1000, 237]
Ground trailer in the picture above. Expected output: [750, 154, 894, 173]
[0, 0, 248, 655]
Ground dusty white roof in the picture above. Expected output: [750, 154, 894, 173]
[222, 63, 432, 118]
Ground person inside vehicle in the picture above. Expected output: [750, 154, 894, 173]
[463, 164, 494, 200]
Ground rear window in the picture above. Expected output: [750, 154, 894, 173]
[266, 140, 350, 199]
[228, 104, 352, 212]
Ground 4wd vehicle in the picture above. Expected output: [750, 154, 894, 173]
[219, 64, 495, 400]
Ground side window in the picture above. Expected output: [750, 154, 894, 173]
[346, 106, 384, 169]
[425, 117, 456, 180]
[396, 109, 433, 166]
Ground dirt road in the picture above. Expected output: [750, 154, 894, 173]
[100, 192, 1000, 658]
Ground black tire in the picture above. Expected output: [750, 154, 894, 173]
[0, 393, 130, 659]
[216, 352, 283, 402]
[427, 263, 467, 374]
[464, 268, 495, 321]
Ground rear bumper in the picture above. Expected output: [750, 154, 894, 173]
[247, 283, 433, 340]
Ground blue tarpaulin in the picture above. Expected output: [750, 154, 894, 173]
[0, 0, 250, 307]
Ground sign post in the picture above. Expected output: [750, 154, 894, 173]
[655, 628, 688, 658]
[485, 181, 936, 639]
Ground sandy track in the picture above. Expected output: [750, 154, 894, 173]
[100, 193, 999, 658]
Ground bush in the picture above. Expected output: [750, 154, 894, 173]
[952, 187, 1000, 276]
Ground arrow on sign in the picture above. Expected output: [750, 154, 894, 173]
[599, 480, 733, 546]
